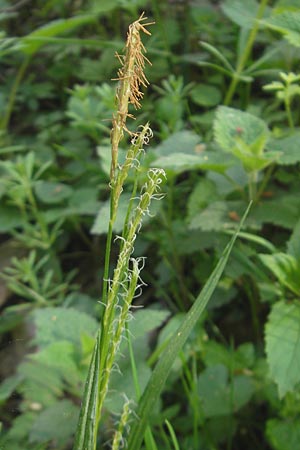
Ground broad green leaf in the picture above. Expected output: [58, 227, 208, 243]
[29, 400, 79, 446]
[265, 300, 300, 397]
[214, 106, 269, 155]
[187, 178, 219, 222]
[29, 341, 81, 387]
[197, 364, 254, 417]
[250, 195, 300, 230]
[0, 374, 24, 405]
[34, 181, 73, 204]
[221, 0, 261, 29]
[152, 152, 232, 175]
[261, 11, 300, 47]
[154, 131, 200, 157]
[91, 193, 132, 235]
[189, 200, 246, 232]
[189, 84, 222, 107]
[270, 132, 300, 165]
[287, 219, 300, 259]
[0, 205, 24, 232]
[20, 15, 96, 55]
[260, 253, 300, 296]
[31, 307, 98, 348]
[267, 418, 300, 450]
[126, 204, 251, 450]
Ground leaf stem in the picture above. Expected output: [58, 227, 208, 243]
[224, 0, 269, 105]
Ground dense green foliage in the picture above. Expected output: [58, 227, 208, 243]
[1, 0, 300, 449]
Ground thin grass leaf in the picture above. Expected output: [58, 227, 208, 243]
[165, 419, 180, 450]
[73, 330, 101, 450]
[126, 203, 251, 450]
[200, 41, 234, 71]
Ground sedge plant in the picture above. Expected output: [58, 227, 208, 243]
[74, 13, 166, 450]
[74, 13, 250, 450]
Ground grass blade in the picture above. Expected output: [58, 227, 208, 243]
[73, 330, 101, 450]
[126, 203, 252, 450]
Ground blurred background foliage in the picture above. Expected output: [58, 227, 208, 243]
[1, 0, 300, 449]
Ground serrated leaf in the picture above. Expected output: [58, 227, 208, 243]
[269, 132, 300, 165]
[153, 152, 233, 175]
[287, 219, 300, 259]
[154, 131, 200, 157]
[29, 400, 79, 445]
[260, 253, 300, 295]
[0, 373, 24, 405]
[34, 181, 73, 204]
[265, 300, 300, 397]
[261, 11, 300, 47]
[221, 0, 261, 29]
[91, 192, 131, 235]
[267, 418, 300, 450]
[214, 106, 269, 150]
[250, 195, 300, 230]
[31, 307, 98, 348]
[197, 364, 254, 417]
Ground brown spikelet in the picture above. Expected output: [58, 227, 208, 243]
[110, 13, 154, 179]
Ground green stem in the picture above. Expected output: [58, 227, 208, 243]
[224, 0, 269, 105]
[285, 97, 294, 129]
[1, 56, 31, 131]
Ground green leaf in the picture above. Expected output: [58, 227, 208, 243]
[261, 11, 300, 47]
[267, 418, 300, 450]
[214, 106, 269, 154]
[265, 300, 300, 397]
[0, 373, 24, 405]
[197, 364, 254, 417]
[125, 204, 251, 450]
[91, 193, 131, 235]
[0, 205, 24, 232]
[287, 219, 300, 259]
[20, 15, 96, 55]
[31, 307, 98, 348]
[29, 400, 79, 445]
[270, 132, 300, 165]
[189, 84, 222, 107]
[34, 181, 73, 204]
[152, 152, 233, 175]
[259, 253, 300, 295]
[221, 0, 261, 29]
[154, 131, 200, 157]
[29, 341, 81, 387]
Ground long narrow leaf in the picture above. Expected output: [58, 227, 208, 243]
[73, 330, 101, 450]
[126, 203, 251, 450]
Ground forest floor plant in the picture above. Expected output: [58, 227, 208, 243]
[74, 13, 249, 450]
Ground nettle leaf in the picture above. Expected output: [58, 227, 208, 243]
[197, 364, 254, 417]
[267, 418, 300, 450]
[189, 201, 246, 232]
[31, 307, 98, 348]
[34, 181, 73, 204]
[265, 300, 300, 397]
[187, 178, 219, 221]
[260, 253, 300, 296]
[261, 11, 300, 47]
[269, 132, 300, 165]
[29, 399, 79, 446]
[221, 0, 261, 29]
[91, 193, 132, 235]
[154, 131, 200, 157]
[0, 373, 24, 405]
[250, 195, 300, 230]
[287, 219, 300, 260]
[214, 106, 269, 154]
[152, 152, 232, 175]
